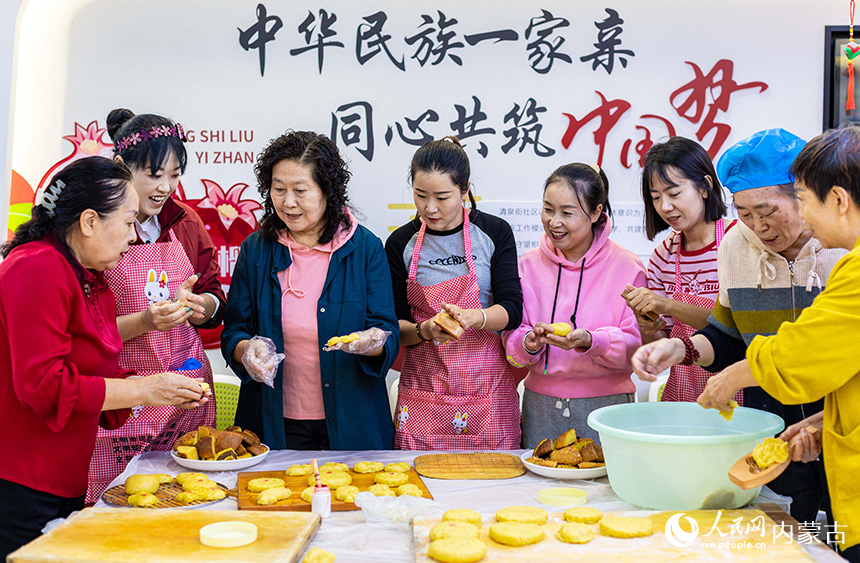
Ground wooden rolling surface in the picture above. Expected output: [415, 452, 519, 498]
[414, 452, 525, 480]
[237, 467, 432, 511]
[413, 508, 817, 562]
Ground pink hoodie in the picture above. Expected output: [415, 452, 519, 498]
[277, 210, 359, 419]
[504, 214, 646, 399]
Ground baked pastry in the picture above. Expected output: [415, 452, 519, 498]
[196, 435, 216, 460]
[175, 472, 206, 486]
[215, 431, 243, 452]
[174, 431, 198, 448]
[257, 486, 291, 505]
[599, 516, 653, 538]
[335, 485, 360, 502]
[174, 446, 199, 460]
[308, 471, 352, 488]
[432, 311, 464, 338]
[384, 462, 411, 473]
[353, 461, 384, 474]
[318, 462, 349, 473]
[525, 456, 558, 468]
[427, 538, 487, 563]
[248, 478, 285, 493]
[367, 484, 396, 496]
[215, 448, 237, 461]
[533, 438, 554, 458]
[396, 484, 423, 497]
[375, 471, 409, 487]
[495, 506, 547, 525]
[548, 445, 582, 465]
[246, 444, 268, 456]
[241, 429, 261, 447]
[300, 486, 314, 503]
[488, 522, 545, 546]
[556, 522, 593, 544]
[430, 521, 480, 541]
[442, 509, 481, 527]
[286, 464, 314, 476]
[302, 547, 336, 563]
[553, 428, 578, 449]
[577, 462, 605, 468]
[127, 492, 158, 507]
[124, 474, 160, 495]
[563, 506, 603, 524]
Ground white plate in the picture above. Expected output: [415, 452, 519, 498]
[171, 445, 269, 471]
[520, 451, 607, 480]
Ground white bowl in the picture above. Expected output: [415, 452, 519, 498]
[171, 445, 269, 471]
[520, 451, 607, 480]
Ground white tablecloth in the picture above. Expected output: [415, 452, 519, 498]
[92, 449, 841, 562]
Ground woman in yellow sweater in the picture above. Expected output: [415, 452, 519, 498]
[697, 126, 860, 561]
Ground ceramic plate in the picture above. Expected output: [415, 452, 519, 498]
[171, 445, 269, 471]
[520, 450, 607, 480]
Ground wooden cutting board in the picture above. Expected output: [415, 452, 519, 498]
[237, 467, 433, 511]
[414, 452, 524, 479]
[8, 507, 320, 563]
[413, 509, 815, 562]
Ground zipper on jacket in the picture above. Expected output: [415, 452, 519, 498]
[788, 260, 797, 321]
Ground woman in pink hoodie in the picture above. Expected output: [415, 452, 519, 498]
[504, 163, 646, 447]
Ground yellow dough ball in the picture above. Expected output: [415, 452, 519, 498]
[127, 492, 159, 507]
[719, 399, 740, 421]
[318, 463, 350, 473]
[248, 478, 285, 493]
[353, 461, 385, 474]
[175, 472, 207, 486]
[442, 509, 482, 527]
[556, 522, 594, 544]
[154, 474, 174, 485]
[427, 538, 487, 563]
[285, 464, 313, 476]
[752, 437, 790, 469]
[257, 487, 291, 505]
[301, 487, 315, 503]
[383, 462, 411, 473]
[599, 516, 653, 538]
[124, 474, 160, 495]
[430, 521, 480, 541]
[563, 506, 603, 524]
[367, 484, 396, 497]
[335, 485, 360, 502]
[495, 506, 548, 525]
[488, 522, 545, 546]
[308, 471, 352, 488]
[182, 477, 216, 491]
[396, 484, 423, 497]
[549, 322, 572, 336]
[375, 471, 409, 487]
[302, 547, 336, 563]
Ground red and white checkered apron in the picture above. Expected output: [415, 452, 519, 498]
[86, 229, 215, 502]
[394, 208, 521, 450]
[662, 219, 742, 405]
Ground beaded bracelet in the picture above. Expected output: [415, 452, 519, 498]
[415, 321, 432, 344]
[679, 336, 700, 365]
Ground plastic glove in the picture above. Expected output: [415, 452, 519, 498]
[324, 327, 391, 356]
[241, 336, 284, 388]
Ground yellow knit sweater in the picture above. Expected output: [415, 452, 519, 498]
[748, 238, 860, 550]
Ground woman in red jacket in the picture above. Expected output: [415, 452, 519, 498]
[85, 109, 226, 502]
[0, 157, 209, 559]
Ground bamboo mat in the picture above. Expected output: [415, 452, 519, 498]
[414, 452, 525, 480]
[101, 481, 229, 509]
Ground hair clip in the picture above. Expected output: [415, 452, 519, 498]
[35, 179, 66, 218]
[589, 163, 601, 173]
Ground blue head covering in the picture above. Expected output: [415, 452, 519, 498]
[716, 128, 807, 194]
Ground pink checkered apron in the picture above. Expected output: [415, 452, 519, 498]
[86, 229, 215, 502]
[662, 219, 742, 405]
[394, 208, 521, 450]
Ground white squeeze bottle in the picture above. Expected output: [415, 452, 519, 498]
[311, 458, 331, 518]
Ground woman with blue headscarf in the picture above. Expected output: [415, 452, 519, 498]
[631, 129, 845, 524]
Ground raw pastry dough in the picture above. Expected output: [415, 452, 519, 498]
[488, 522, 545, 546]
[248, 478, 285, 493]
[176, 486, 224, 503]
[175, 472, 207, 486]
[335, 485, 360, 502]
[257, 486, 292, 505]
[127, 492, 158, 507]
[286, 464, 313, 476]
[124, 474, 160, 495]
[367, 484, 395, 496]
[181, 477, 217, 491]
[318, 463, 349, 473]
[154, 474, 174, 485]
[442, 509, 481, 526]
[495, 506, 548, 525]
[374, 471, 409, 486]
[752, 438, 789, 469]
[301, 487, 315, 503]
[427, 538, 487, 563]
[384, 462, 411, 473]
[599, 516, 653, 538]
[719, 399, 740, 421]
[353, 461, 385, 473]
[308, 471, 352, 488]
[556, 522, 593, 544]
[430, 521, 480, 541]
[563, 506, 603, 524]
[396, 484, 423, 497]
[302, 547, 336, 563]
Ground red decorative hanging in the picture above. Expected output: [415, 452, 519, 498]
[846, 0, 858, 111]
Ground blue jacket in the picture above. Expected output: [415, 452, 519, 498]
[221, 225, 398, 450]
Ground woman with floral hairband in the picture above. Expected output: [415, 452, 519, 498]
[85, 109, 225, 502]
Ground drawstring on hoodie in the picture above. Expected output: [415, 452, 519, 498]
[757, 251, 777, 289]
[805, 250, 821, 292]
[282, 245, 306, 297]
[544, 259, 585, 418]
